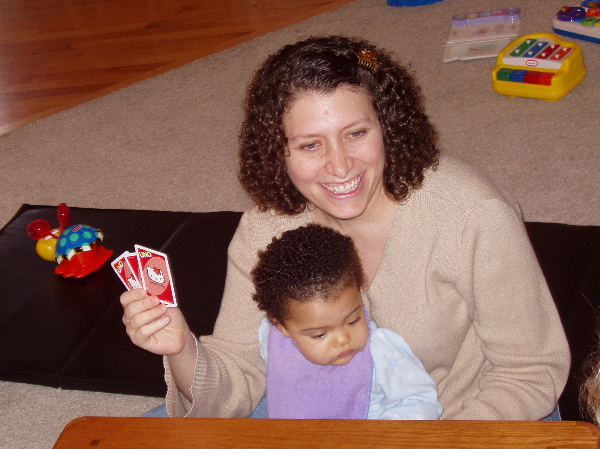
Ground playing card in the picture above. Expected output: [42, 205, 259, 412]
[134, 244, 177, 307]
[111, 251, 143, 291]
[125, 252, 141, 282]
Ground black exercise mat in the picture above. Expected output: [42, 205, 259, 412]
[0, 204, 241, 397]
[1, 205, 598, 422]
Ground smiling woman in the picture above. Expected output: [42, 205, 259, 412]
[119, 35, 570, 421]
[283, 87, 388, 224]
[238, 35, 438, 217]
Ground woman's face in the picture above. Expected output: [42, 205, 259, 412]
[283, 86, 387, 222]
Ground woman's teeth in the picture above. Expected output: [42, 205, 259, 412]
[322, 174, 362, 194]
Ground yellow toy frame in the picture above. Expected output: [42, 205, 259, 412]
[492, 32, 586, 101]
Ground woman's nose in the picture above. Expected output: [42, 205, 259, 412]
[325, 143, 352, 178]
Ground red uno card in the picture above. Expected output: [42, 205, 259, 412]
[126, 252, 141, 282]
[111, 251, 143, 291]
[134, 244, 177, 307]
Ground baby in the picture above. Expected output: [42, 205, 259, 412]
[251, 223, 442, 420]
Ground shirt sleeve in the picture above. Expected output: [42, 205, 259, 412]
[165, 210, 268, 418]
[368, 324, 443, 420]
[452, 198, 570, 419]
[258, 317, 270, 363]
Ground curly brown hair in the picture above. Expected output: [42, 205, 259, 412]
[239, 35, 439, 215]
[251, 224, 365, 325]
[581, 324, 600, 425]
[582, 352, 600, 424]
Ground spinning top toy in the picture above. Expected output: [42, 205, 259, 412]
[26, 203, 113, 278]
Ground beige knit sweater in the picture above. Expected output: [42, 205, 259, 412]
[165, 155, 570, 420]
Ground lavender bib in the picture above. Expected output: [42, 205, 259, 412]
[266, 321, 373, 419]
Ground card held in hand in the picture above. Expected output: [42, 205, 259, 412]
[134, 244, 177, 307]
[111, 251, 143, 291]
[126, 252, 141, 283]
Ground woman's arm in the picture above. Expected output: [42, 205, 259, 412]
[164, 211, 265, 417]
[453, 199, 571, 420]
[120, 289, 196, 401]
[164, 209, 311, 418]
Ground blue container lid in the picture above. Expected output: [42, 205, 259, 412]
[387, 0, 444, 6]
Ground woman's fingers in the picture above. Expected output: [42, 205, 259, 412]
[121, 291, 160, 322]
[124, 297, 166, 330]
[132, 312, 172, 350]
[120, 288, 188, 355]
[120, 288, 146, 307]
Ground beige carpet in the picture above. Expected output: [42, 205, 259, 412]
[1, 0, 599, 448]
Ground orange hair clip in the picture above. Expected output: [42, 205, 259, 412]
[356, 49, 379, 71]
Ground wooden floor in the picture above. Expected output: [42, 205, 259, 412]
[0, 0, 353, 136]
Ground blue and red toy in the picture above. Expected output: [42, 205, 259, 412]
[26, 203, 113, 278]
[553, 2, 600, 44]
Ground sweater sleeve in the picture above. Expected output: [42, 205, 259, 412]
[368, 326, 443, 420]
[164, 210, 269, 418]
[452, 198, 570, 420]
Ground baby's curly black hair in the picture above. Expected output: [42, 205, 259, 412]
[251, 224, 365, 325]
[239, 35, 440, 215]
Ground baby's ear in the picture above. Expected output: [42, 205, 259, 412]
[271, 319, 291, 338]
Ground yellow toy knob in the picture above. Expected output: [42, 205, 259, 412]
[35, 229, 60, 261]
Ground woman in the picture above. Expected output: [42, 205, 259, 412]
[121, 35, 570, 420]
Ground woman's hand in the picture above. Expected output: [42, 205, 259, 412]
[120, 288, 190, 356]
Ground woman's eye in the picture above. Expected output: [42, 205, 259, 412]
[301, 142, 318, 151]
[349, 130, 366, 139]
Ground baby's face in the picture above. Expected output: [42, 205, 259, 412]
[276, 284, 369, 366]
